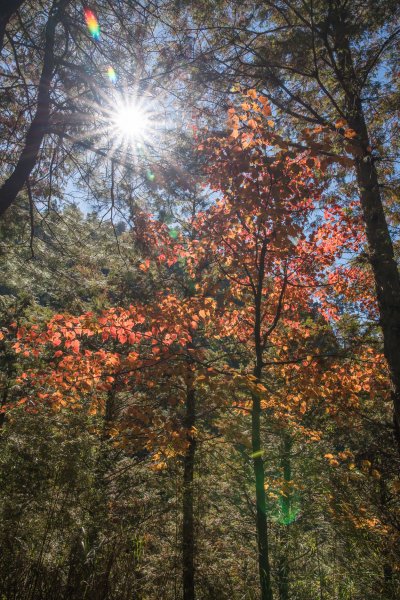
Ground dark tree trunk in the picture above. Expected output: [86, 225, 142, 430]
[383, 563, 396, 599]
[0, 0, 68, 218]
[182, 386, 196, 600]
[0, 0, 24, 51]
[354, 131, 400, 451]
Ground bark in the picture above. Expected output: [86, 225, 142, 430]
[252, 393, 273, 600]
[383, 564, 396, 599]
[0, 0, 68, 218]
[354, 134, 400, 450]
[182, 386, 196, 600]
[0, 0, 24, 51]
[277, 433, 292, 600]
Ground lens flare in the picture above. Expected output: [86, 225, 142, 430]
[84, 8, 100, 40]
[107, 66, 117, 84]
[146, 169, 155, 182]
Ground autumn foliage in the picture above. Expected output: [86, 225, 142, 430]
[1, 93, 397, 600]
[2, 92, 389, 458]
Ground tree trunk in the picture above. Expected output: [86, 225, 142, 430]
[252, 392, 273, 600]
[0, 0, 24, 51]
[182, 386, 196, 600]
[383, 563, 396, 600]
[277, 433, 292, 600]
[353, 124, 400, 451]
[252, 238, 274, 600]
[0, 0, 68, 218]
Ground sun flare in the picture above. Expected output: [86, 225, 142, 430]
[112, 100, 151, 143]
[90, 90, 166, 166]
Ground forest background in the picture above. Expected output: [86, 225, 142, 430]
[0, 1, 400, 599]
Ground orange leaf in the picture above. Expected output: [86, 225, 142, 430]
[261, 104, 271, 117]
[71, 340, 80, 354]
[335, 118, 347, 128]
[344, 128, 357, 139]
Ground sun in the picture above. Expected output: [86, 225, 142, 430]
[88, 90, 166, 165]
[112, 98, 151, 144]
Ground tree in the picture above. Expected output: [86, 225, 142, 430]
[2, 23, 400, 593]
[5, 207, 224, 599]
[0, 0, 70, 217]
[178, 0, 400, 451]
[192, 93, 331, 599]
[191, 91, 396, 598]
[0, 0, 203, 225]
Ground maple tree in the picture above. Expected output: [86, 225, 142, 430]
[191, 93, 393, 600]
